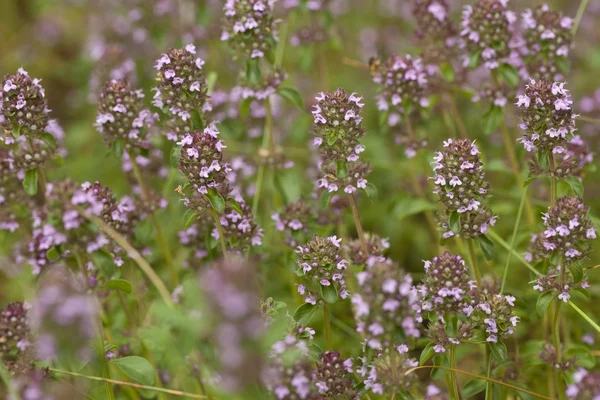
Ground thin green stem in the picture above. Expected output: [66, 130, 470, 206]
[74, 205, 174, 308]
[549, 154, 557, 206]
[499, 122, 535, 225]
[488, 230, 541, 276]
[501, 185, 529, 293]
[48, 369, 207, 398]
[449, 345, 460, 400]
[210, 207, 228, 258]
[347, 193, 368, 255]
[0, 362, 20, 400]
[323, 304, 333, 350]
[466, 239, 482, 286]
[485, 347, 493, 400]
[252, 97, 274, 215]
[568, 301, 600, 333]
[127, 150, 177, 286]
[572, 0, 589, 36]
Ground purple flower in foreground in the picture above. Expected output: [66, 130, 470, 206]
[200, 256, 265, 393]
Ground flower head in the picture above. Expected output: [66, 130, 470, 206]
[154, 45, 210, 140]
[314, 351, 358, 398]
[372, 55, 430, 116]
[516, 78, 576, 154]
[222, 0, 278, 60]
[460, 0, 517, 70]
[521, 5, 573, 80]
[431, 139, 496, 238]
[96, 79, 156, 148]
[295, 236, 350, 304]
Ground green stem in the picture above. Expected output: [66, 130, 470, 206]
[572, 0, 589, 36]
[466, 239, 482, 286]
[549, 153, 557, 206]
[499, 122, 535, 226]
[347, 193, 368, 255]
[210, 207, 228, 258]
[323, 304, 333, 350]
[252, 97, 274, 215]
[568, 301, 600, 333]
[75, 206, 174, 308]
[485, 346, 493, 400]
[449, 345, 461, 400]
[500, 185, 528, 293]
[0, 362, 20, 400]
[48, 369, 207, 398]
[127, 150, 177, 286]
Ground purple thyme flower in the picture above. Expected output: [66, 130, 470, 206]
[566, 368, 600, 399]
[153, 45, 210, 140]
[30, 265, 99, 363]
[314, 351, 359, 399]
[516, 79, 576, 155]
[460, 0, 517, 70]
[96, 79, 157, 149]
[431, 139, 497, 239]
[414, 252, 476, 318]
[295, 235, 350, 305]
[200, 256, 265, 393]
[353, 257, 421, 350]
[221, 0, 278, 60]
[520, 5, 573, 80]
[372, 54, 430, 116]
[537, 196, 596, 263]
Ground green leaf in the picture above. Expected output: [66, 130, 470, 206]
[483, 106, 504, 135]
[319, 190, 335, 209]
[336, 161, 348, 179]
[469, 51, 481, 69]
[104, 279, 133, 294]
[190, 110, 204, 131]
[170, 145, 181, 168]
[320, 283, 338, 304]
[564, 176, 584, 197]
[461, 378, 487, 398]
[555, 56, 570, 75]
[206, 71, 218, 94]
[110, 138, 125, 159]
[475, 234, 495, 261]
[293, 303, 317, 325]
[111, 356, 156, 386]
[489, 341, 507, 362]
[206, 188, 226, 213]
[364, 183, 378, 199]
[245, 59, 262, 85]
[449, 211, 461, 234]
[498, 64, 520, 88]
[12, 125, 21, 138]
[92, 249, 116, 278]
[569, 263, 584, 283]
[440, 62, 455, 82]
[445, 313, 458, 337]
[227, 198, 244, 216]
[46, 247, 61, 262]
[23, 169, 39, 196]
[431, 354, 449, 379]
[277, 87, 305, 111]
[536, 291, 558, 316]
[419, 342, 436, 365]
[39, 132, 57, 149]
[394, 197, 437, 220]
[239, 97, 253, 118]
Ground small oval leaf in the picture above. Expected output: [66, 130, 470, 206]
[111, 356, 156, 386]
